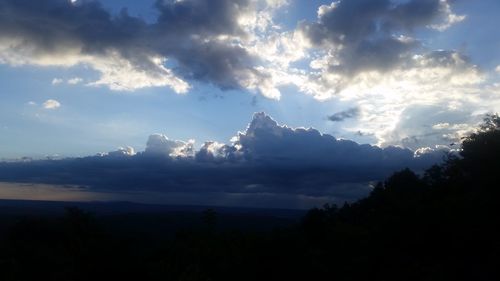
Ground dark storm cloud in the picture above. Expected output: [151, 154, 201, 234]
[387, 0, 442, 29]
[154, 0, 249, 37]
[167, 40, 257, 89]
[151, 0, 264, 89]
[301, 0, 455, 74]
[0, 0, 260, 90]
[0, 113, 447, 202]
[0, 0, 144, 55]
[327, 107, 360, 122]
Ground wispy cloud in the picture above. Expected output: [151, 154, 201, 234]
[328, 108, 360, 122]
[52, 77, 83, 86]
[51, 78, 63, 85]
[67, 77, 83, 85]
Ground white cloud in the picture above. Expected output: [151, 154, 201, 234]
[264, 0, 288, 9]
[414, 145, 452, 158]
[285, 49, 491, 147]
[145, 134, 195, 157]
[42, 99, 61, 110]
[0, 41, 191, 93]
[428, 0, 466, 31]
[107, 146, 136, 157]
[67, 77, 83, 85]
[196, 141, 235, 162]
[86, 54, 190, 93]
[51, 78, 63, 85]
[52, 77, 83, 85]
[432, 123, 450, 130]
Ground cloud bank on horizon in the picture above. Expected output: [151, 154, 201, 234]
[0, 112, 449, 208]
[0, 0, 500, 157]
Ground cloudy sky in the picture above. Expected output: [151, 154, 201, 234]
[0, 0, 499, 208]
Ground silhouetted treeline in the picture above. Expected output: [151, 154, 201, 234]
[1, 115, 499, 280]
[300, 115, 500, 281]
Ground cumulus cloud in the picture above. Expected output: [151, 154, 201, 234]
[262, 0, 493, 148]
[145, 134, 195, 158]
[225, 112, 446, 169]
[300, 0, 464, 76]
[196, 141, 238, 163]
[295, 4, 474, 99]
[0, 0, 285, 96]
[0, 112, 448, 208]
[107, 146, 136, 157]
[42, 99, 61, 110]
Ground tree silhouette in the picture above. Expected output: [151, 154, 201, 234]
[460, 114, 500, 185]
[202, 208, 218, 232]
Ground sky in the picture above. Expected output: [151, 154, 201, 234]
[0, 0, 499, 208]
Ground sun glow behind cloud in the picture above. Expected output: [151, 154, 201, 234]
[0, 0, 499, 153]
